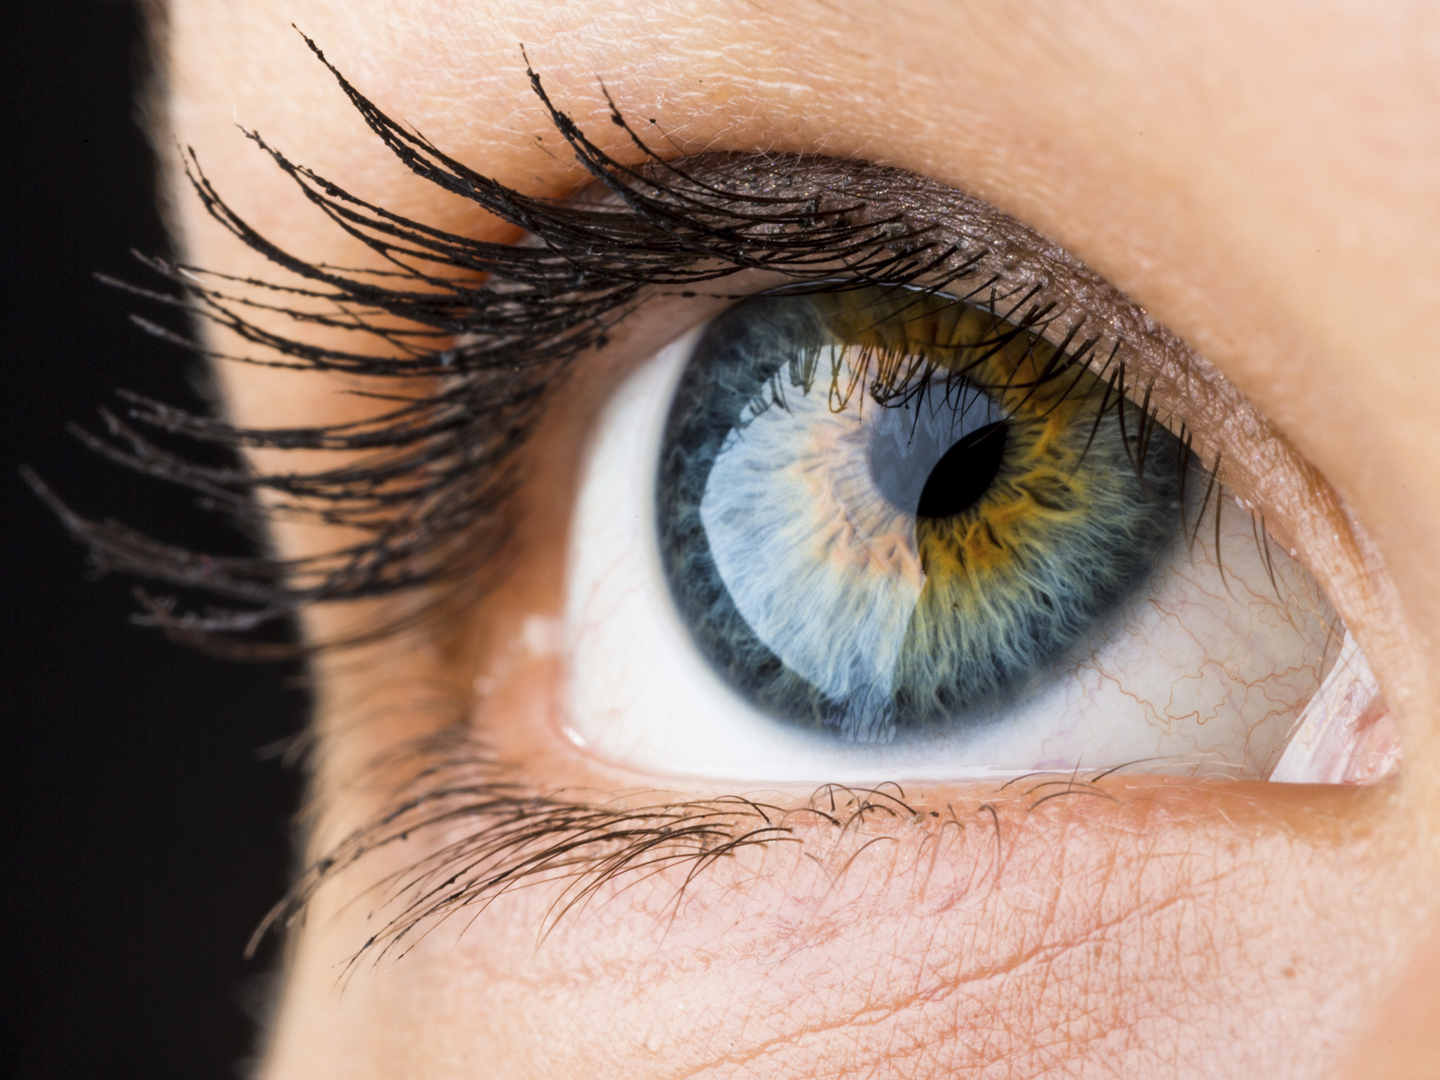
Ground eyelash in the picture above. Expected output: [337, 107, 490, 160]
[41, 36, 1276, 962]
[33, 34, 990, 655]
[34, 31, 1244, 657]
[256, 723, 1106, 972]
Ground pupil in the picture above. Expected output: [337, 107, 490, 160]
[915, 420, 1008, 519]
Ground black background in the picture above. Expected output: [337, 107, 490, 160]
[2, 2, 306, 1077]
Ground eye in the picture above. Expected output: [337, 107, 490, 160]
[565, 283, 1397, 785]
[71, 33, 1395, 792]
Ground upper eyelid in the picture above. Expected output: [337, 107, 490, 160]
[568, 155, 1251, 489]
[567, 155, 1369, 631]
[44, 46, 1343, 658]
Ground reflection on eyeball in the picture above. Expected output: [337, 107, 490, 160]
[565, 287, 1366, 783]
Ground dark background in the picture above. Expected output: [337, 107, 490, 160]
[2, 2, 306, 1077]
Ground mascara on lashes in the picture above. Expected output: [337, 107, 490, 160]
[61, 43, 1384, 965]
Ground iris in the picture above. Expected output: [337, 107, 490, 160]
[656, 288, 1189, 742]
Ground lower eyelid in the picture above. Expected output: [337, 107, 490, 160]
[285, 691, 1381, 978]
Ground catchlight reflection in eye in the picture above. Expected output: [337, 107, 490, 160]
[565, 288, 1388, 784]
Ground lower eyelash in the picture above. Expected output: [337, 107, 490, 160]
[264, 724, 1157, 970]
[261, 728, 800, 970]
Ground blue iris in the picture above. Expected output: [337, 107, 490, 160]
[656, 289, 1187, 742]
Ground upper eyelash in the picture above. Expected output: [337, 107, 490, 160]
[30, 35, 995, 656]
[33, 32, 1225, 656]
[35, 35, 1307, 963]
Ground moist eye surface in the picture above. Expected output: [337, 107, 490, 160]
[656, 287, 1189, 743]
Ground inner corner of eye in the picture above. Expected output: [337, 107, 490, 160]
[559, 285, 1395, 789]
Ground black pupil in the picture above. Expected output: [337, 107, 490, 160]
[915, 420, 1008, 519]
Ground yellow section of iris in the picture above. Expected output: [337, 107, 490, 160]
[814, 287, 1127, 586]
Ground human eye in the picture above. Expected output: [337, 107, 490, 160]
[55, 42, 1395, 797]
[117, 9, 1440, 1076]
[565, 206, 1396, 788]
[52, 42, 1402, 985]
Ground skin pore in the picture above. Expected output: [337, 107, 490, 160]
[155, 1, 1440, 1077]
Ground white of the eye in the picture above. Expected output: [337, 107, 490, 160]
[565, 328, 883, 780]
[566, 329, 1360, 784]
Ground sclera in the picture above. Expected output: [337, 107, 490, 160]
[566, 314, 1345, 783]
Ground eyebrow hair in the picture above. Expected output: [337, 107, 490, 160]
[31, 33, 982, 657]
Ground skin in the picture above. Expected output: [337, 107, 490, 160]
[155, 1, 1440, 1076]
